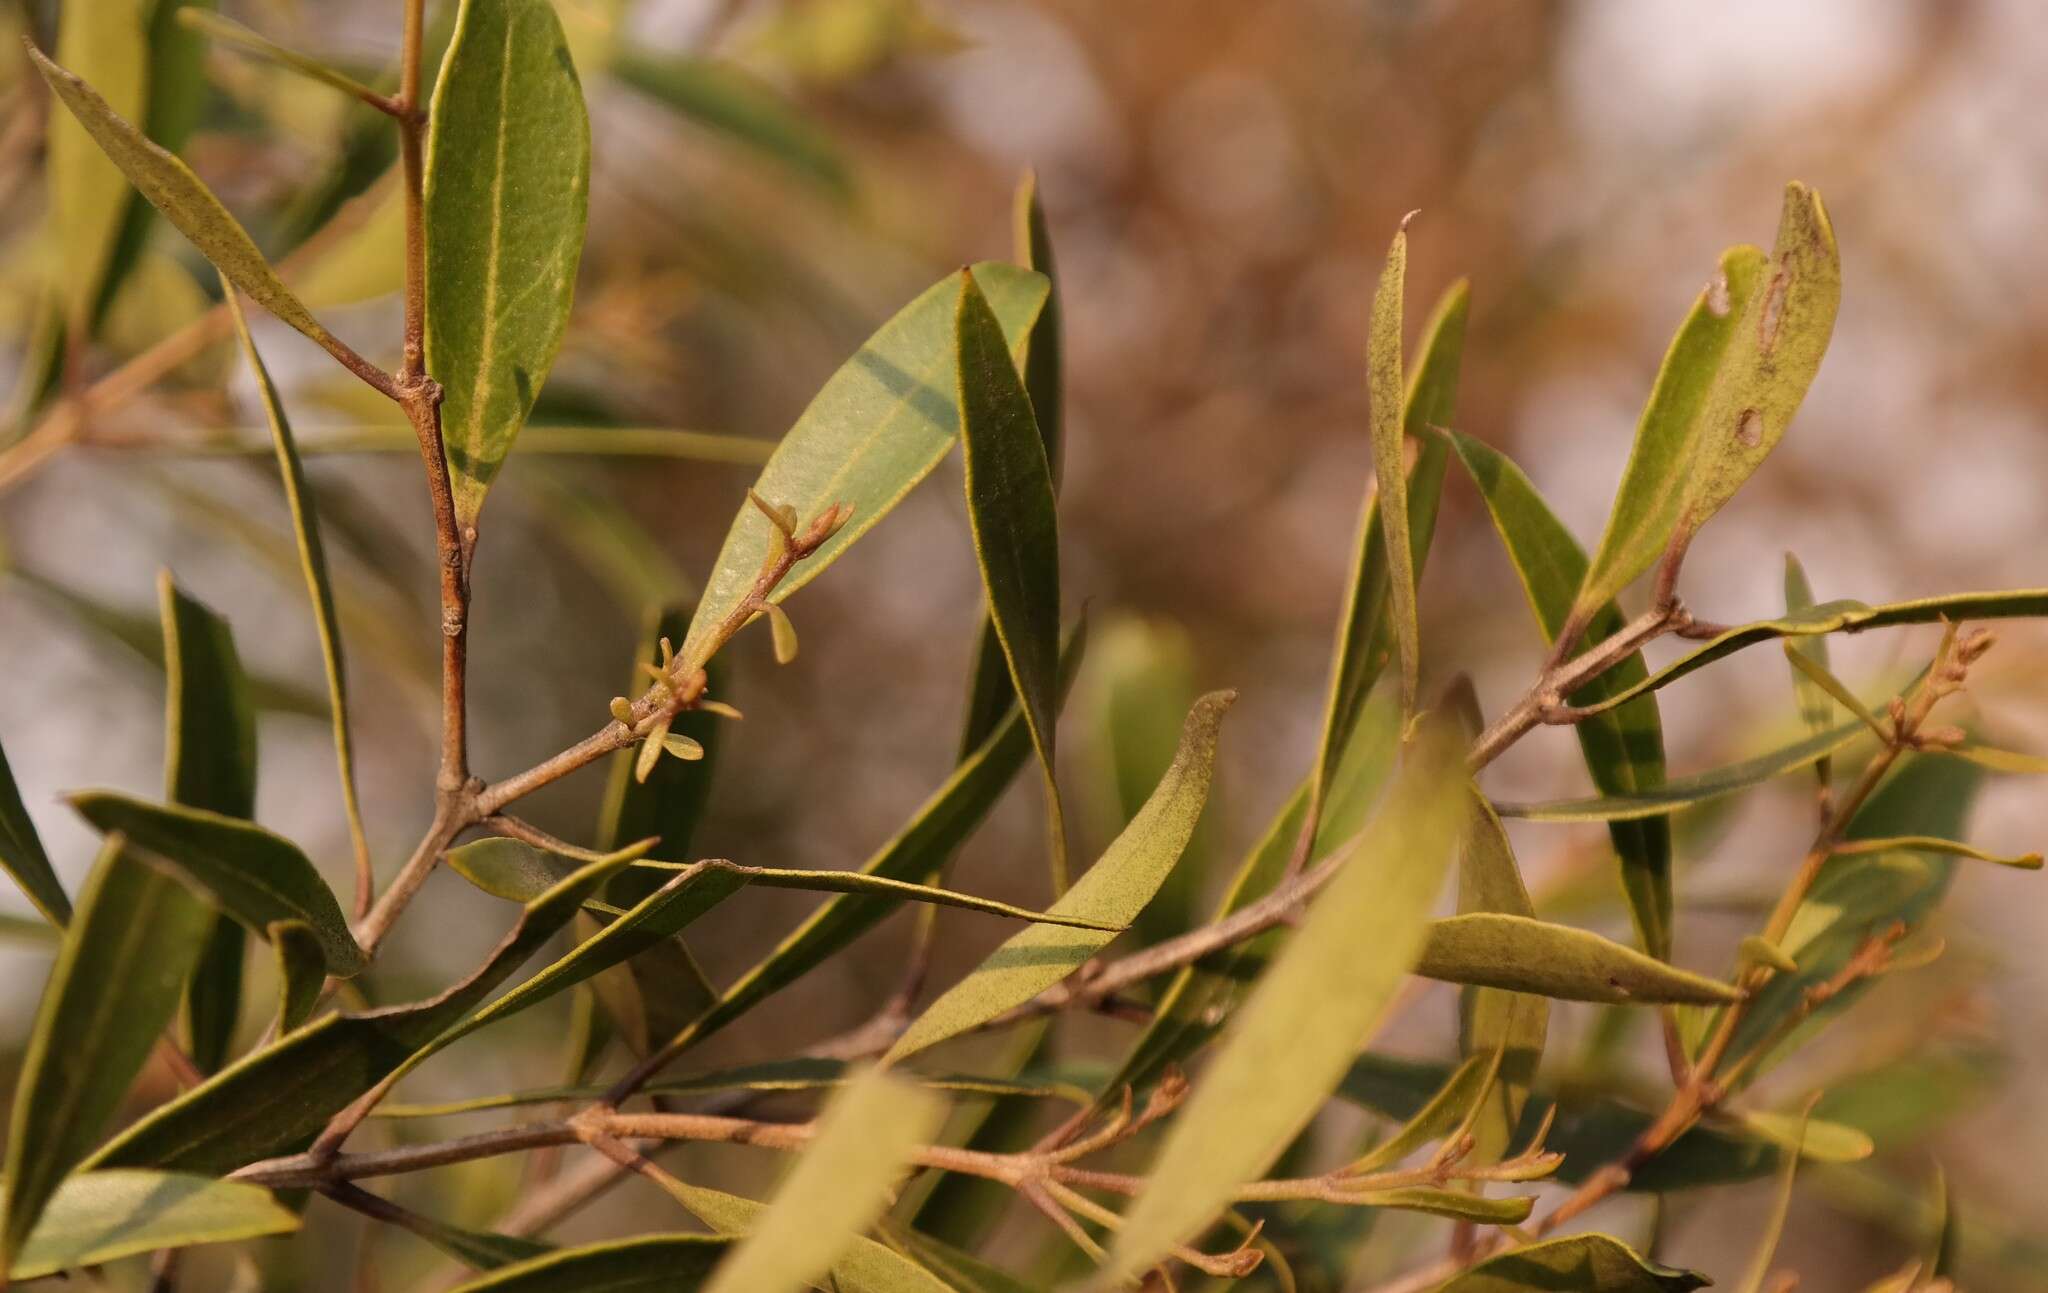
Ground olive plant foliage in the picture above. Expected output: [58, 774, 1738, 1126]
[2, 3, 2044, 1291]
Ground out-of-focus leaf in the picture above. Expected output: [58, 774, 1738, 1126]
[270, 919, 323, 1035]
[1, 842, 216, 1264]
[886, 691, 1234, 1064]
[1738, 1109, 1871, 1163]
[27, 44, 351, 363]
[670, 624, 1083, 1054]
[1447, 428, 1674, 959]
[1734, 1107, 1810, 1293]
[176, 8, 382, 103]
[1569, 588, 2048, 716]
[425, 0, 592, 523]
[651, 1179, 953, 1293]
[1493, 714, 1868, 822]
[679, 264, 1048, 667]
[69, 792, 363, 976]
[47, 0, 150, 331]
[902, 1021, 1049, 1250]
[704, 1068, 944, 1293]
[519, 473, 695, 620]
[1099, 718, 1465, 1282]
[0, 733, 69, 926]
[1574, 245, 1766, 620]
[957, 269, 1066, 891]
[445, 1235, 733, 1292]
[1349, 1051, 1499, 1174]
[1416, 913, 1738, 1003]
[877, 1219, 1038, 1293]
[1834, 835, 2040, 869]
[223, 281, 372, 908]
[1456, 796, 1547, 1161]
[159, 574, 257, 1075]
[1783, 554, 1835, 744]
[614, 52, 849, 197]
[1436, 1234, 1708, 1292]
[1305, 281, 1466, 831]
[363, 1200, 553, 1272]
[291, 179, 407, 309]
[1353, 1189, 1532, 1225]
[1950, 742, 2048, 775]
[1812, 1044, 2003, 1149]
[87, 847, 637, 1174]
[7, 1170, 297, 1281]
[1365, 218, 1419, 714]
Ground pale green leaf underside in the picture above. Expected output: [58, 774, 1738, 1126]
[7, 1170, 298, 1282]
[1417, 914, 1738, 1004]
[1367, 224, 1417, 712]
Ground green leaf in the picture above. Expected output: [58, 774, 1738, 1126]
[704, 1068, 945, 1293]
[1349, 1051, 1501, 1174]
[878, 1219, 1039, 1293]
[2, 842, 216, 1264]
[1435, 1234, 1708, 1292]
[424, 0, 593, 523]
[1493, 713, 1869, 822]
[1419, 913, 1737, 1004]
[6, 1170, 297, 1281]
[1783, 554, 1835, 741]
[1306, 281, 1467, 831]
[1446, 428, 1674, 959]
[1734, 1109, 1807, 1293]
[613, 52, 849, 197]
[650, 1180, 954, 1293]
[46, 0, 150, 332]
[1574, 245, 1767, 620]
[26, 42, 350, 365]
[365, 1201, 553, 1272]
[175, 8, 384, 104]
[1455, 796, 1547, 1161]
[1366, 217, 1419, 714]
[679, 264, 1049, 668]
[666, 622, 1085, 1055]
[1352, 1189, 1532, 1225]
[159, 574, 257, 1075]
[0, 732, 70, 926]
[902, 1021, 1052, 1250]
[223, 280, 372, 909]
[957, 268, 1067, 891]
[1569, 588, 2048, 716]
[446, 1235, 734, 1292]
[86, 846, 640, 1175]
[885, 691, 1234, 1064]
[1737, 1109, 1871, 1163]
[270, 919, 324, 1034]
[1099, 717, 1466, 1282]
[69, 792, 364, 976]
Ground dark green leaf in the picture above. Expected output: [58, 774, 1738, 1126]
[885, 691, 1234, 1064]
[2, 842, 216, 1263]
[270, 919, 324, 1035]
[7, 1170, 297, 1281]
[679, 264, 1048, 667]
[69, 792, 364, 976]
[0, 732, 69, 927]
[1436, 1234, 1708, 1292]
[1447, 428, 1675, 958]
[613, 52, 849, 197]
[445, 1234, 733, 1292]
[957, 268, 1066, 890]
[425, 0, 592, 523]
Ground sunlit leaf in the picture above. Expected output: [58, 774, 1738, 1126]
[445, 1234, 733, 1292]
[1455, 796, 1547, 1161]
[425, 0, 593, 523]
[1435, 1234, 1707, 1292]
[704, 1068, 944, 1293]
[1099, 718, 1465, 1282]
[1420, 913, 1736, 1004]
[679, 264, 1048, 668]
[1738, 1109, 1871, 1163]
[0, 733, 70, 927]
[885, 691, 1233, 1064]
[69, 792, 364, 976]
[646, 1179, 953, 1293]
[957, 268, 1066, 890]
[7, 1170, 297, 1281]
[614, 51, 850, 197]
[1366, 217, 1419, 714]
[1, 842, 216, 1264]
[1447, 428, 1674, 958]
[46, 0, 150, 332]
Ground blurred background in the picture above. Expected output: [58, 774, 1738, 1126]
[3, 0, 2046, 1288]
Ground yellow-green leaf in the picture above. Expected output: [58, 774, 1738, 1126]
[47, 0, 151, 332]
[1732, 1108, 1810, 1293]
[1782, 553, 1835, 741]
[0, 733, 70, 927]
[705, 1068, 945, 1293]
[446, 1235, 733, 1291]
[1366, 218, 1419, 714]
[886, 691, 1234, 1065]
[648, 1179, 953, 1293]
[425, 0, 593, 524]
[613, 51, 849, 198]
[1434, 1234, 1708, 1292]
[7, 1170, 297, 1281]
[1455, 796, 1547, 1161]
[1414, 914, 1739, 1002]
[1099, 717, 1466, 1283]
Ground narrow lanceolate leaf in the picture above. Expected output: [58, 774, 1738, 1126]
[69, 792, 364, 976]
[1099, 718, 1467, 1283]
[704, 1069, 945, 1293]
[613, 52, 849, 197]
[681, 264, 1049, 667]
[1735, 1109, 1804, 1293]
[1416, 914, 1739, 1004]
[0, 733, 70, 926]
[1435, 1234, 1708, 1292]
[425, 0, 592, 523]
[7, 1170, 297, 1282]
[1367, 218, 1419, 714]
[1783, 554, 1835, 740]
[1446, 429, 1674, 958]
[669, 623, 1085, 1056]
[47, 0, 150, 331]
[1568, 588, 2048, 716]
[223, 283, 372, 908]
[1574, 245, 1767, 622]
[446, 1235, 735, 1292]
[27, 43, 348, 361]
[886, 692, 1234, 1064]
[645, 1180, 954, 1293]
[160, 574, 258, 1076]
[1306, 282, 1467, 826]
[350, 1200, 552, 1272]
[88, 847, 642, 1175]
[175, 9, 383, 104]
[957, 269, 1066, 891]
[1494, 713, 1869, 823]
[2, 842, 217, 1265]
[1456, 796, 1547, 1161]
[270, 920, 324, 1034]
